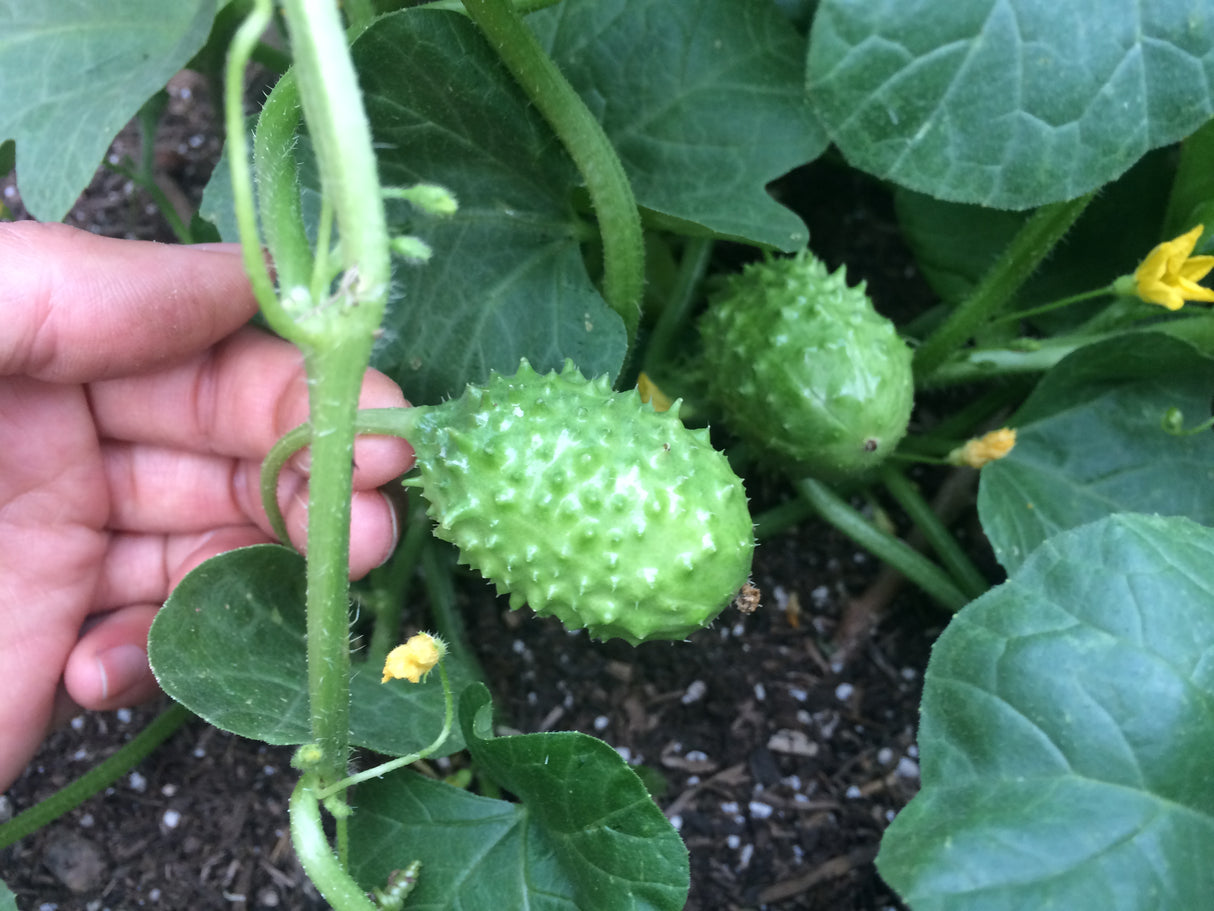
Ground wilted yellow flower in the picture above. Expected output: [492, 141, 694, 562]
[636, 372, 673, 413]
[382, 633, 447, 684]
[948, 428, 1016, 469]
[1131, 225, 1214, 311]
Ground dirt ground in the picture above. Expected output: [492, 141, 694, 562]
[0, 70, 962, 910]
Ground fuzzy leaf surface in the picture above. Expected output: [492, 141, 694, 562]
[978, 332, 1214, 572]
[878, 514, 1214, 910]
[147, 545, 468, 757]
[807, 0, 1214, 209]
[0, 0, 215, 220]
[348, 684, 688, 911]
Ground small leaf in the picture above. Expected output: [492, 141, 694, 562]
[147, 545, 468, 757]
[0, 1, 216, 220]
[348, 683, 689, 911]
[0, 879, 16, 911]
[808, 0, 1214, 209]
[878, 514, 1214, 909]
[978, 332, 1214, 572]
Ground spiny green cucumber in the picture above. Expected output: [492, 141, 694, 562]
[262, 360, 755, 644]
[699, 250, 914, 480]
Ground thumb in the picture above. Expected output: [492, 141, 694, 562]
[0, 222, 259, 383]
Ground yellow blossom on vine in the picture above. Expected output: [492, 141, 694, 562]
[1131, 225, 1214, 311]
[382, 633, 447, 684]
[637, 372, 673, 412]
[948, 428, 1016, 469]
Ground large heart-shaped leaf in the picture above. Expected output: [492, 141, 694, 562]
[349, 683, 688, 910]
[0, 0, 216, 221]
[878, 514, 1214, 909]
[807, 0, 1214, 209]
[528, 0, 826, 250]
[978, 331, 1214, 572]
[148, 545, 470, 757]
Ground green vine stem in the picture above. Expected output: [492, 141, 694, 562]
[644, 236, 715, 377]
[0, 703, 191, 850]
[290, 776, 379, 911]
[912, 192, 1096, 382]
[460, 0, 645, 349]
[795, 478, 969, 612]
[224, 0, 284, 326]
[878, 465, 988, 600]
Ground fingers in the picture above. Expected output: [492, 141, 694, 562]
[0, 222, 258, 383]
[93, 485, 401, 611]
[62, 604, 162, 711]
[88, 326, 414, 489]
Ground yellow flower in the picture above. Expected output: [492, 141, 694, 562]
[948, 428, 1016, 469]
[1132, 225, 1214, 311]
[636, 372, 673, 413]
[382, 633, 447, 684]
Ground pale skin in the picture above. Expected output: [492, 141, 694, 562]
[0, 222, 414, 793]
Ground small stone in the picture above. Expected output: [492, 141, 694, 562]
[42, 833, 106, 893]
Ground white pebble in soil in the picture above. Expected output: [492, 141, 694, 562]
[681, 680, 707, 704]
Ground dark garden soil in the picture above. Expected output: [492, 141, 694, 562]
[1, 69, 968, 911]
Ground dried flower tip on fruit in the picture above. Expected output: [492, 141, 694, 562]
[949, 428, 1016, 468]
[1129, 225, 1214, 311]
[382, 633, 447, 684]
[637, 372, 674, 412]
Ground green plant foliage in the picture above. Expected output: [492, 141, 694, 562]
[0, 0, 217, 221]
[807, 0, 1214, 209]
[877, 513, 1214, 910]
[894, 151, 1175, 322]
[527, 0, 826, 250]
[0, 880, 15, 911]
[352, 8, 627, 402]
[349, 684, 688, 910]
[147, 545, 470, 757]
[978, 332, 1214, 571]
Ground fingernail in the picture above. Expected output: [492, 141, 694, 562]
[95, 645, 149, 702]
[379, 491, 400, 567]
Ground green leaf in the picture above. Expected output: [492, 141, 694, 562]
[147, 545, 469, 757]
[978, 332, 1214, 572]
[0, 880, 15, 911]
[528, 0, 826, 251]
[878, 514, 1214, 910]
[352, 8, 628, 403]
[349, 683, 689, 911]
[0, 1, 216, 221]
[807, 0, 1214, 209]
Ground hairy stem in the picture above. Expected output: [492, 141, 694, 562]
[913, 192, 1095, 382]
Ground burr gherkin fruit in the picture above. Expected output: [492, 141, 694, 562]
[699, 251, 914, 480]
[403, 360, 755, 644]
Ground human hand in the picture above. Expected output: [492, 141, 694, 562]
[0, 222, 413, 792]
